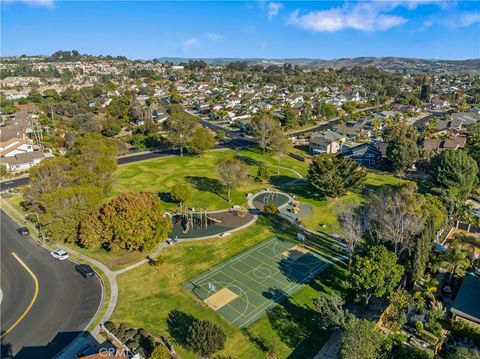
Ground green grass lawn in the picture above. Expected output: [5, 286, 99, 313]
[111, 216, 346, 358]
[277, 171, 407, 234]
[113, 148, 300, 211]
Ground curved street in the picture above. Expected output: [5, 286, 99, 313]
[0, 210, 102, 359]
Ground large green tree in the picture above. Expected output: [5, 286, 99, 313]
[431, 149, 478, 201]
[350, 246, 404, 305]
[340, 318, 384, 359]
[384, 122, 419, 175]
[412, 216, 435, 283]
[187, 127, 215, 155]
[79, 192, 172, 251]
[170, 183, 192, 209]
[40, 184, 102, 243]
[186, 320, 226, 357]
[68, 132, 119, 194]
[466, 122, 480, 176]
[165, 110, 200, 156]
[308, 154, 366, 198]
[249, 112, 282, 155]
[315, 291, 352, 330]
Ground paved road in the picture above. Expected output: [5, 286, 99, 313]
[0, 132, 255, 191]
[0, 210, 102, 359]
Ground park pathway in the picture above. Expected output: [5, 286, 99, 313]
[1, 186, 344, 358]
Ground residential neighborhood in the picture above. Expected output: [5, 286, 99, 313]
[1, 1, 480, 359]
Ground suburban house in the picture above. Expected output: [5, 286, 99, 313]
[422, 136, 467, 153]
[309, 130, 346, 155]
[0, 137, 35, 157]
[2, 150, 53, 172]
[450, 272, 480, 326]
[341, 142, 384, 168]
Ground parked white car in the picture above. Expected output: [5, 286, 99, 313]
[50, 250, 69, 260]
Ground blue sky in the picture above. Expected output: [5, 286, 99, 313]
[2, 1, 480, 59]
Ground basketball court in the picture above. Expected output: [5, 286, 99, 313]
[184, 237, 331, 328]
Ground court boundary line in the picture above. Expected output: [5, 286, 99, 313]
[185, 237, 347, 328]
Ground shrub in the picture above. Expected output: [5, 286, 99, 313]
[140, 335, 155, 354]
[263, 203, 278, 215]
[104, 321, 116, 331]
[150, 345, 171, 359]
[110, 328, 119, 335]
[125, 340, 140, 350]
[138, 328, 149, 338]
[124, 329, 136, 339]
[186, 320, 226, 356]
[133, 333, 142, 342]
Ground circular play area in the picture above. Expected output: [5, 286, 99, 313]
[252, 191, 312, 221]
[252, 192, 289, 210]
[170, 208, 255, 239]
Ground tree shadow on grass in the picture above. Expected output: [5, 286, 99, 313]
[269, 175, 297, 187]
[233, 154, 265, 167]
[281, 181, 324, 201]
[158, 191, 175, 203]
[262, 288, 325, 356]
[184, 176, 227, 201]
[166, 310, 197, 347]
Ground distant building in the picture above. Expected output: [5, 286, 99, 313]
[422, 136, 467, 153]
[341, 143, 383, 168]
[309, 130, 346, 155]
[2, 150, 53, 172]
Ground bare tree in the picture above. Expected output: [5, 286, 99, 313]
[217, 159, 249, 204]
[364, 184, 425, 256]
[338, 206, 364, 269]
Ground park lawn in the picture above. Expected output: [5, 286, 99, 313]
[280, 172, 408, 234]
[238, 146, 309, 177]
[2, 193, 28, 215]
[111, 216, 344, 358]
[111, 221, 274, 359]
[246, 263, 348, 359]
[113, 148, 305, 212]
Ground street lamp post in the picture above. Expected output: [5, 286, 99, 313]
[26, 212, 46, 242]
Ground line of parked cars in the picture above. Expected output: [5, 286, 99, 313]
[16, 226, 95, 278]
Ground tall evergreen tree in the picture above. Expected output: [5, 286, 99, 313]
[412, 216, 435, 283]
[308, 154, 366, 198]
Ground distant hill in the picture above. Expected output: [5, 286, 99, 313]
[158, 56, 480, 73]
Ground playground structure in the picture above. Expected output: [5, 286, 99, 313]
[230, 205, 248, 217]
[290, 200, 301, 214]
[176, 208, 222, 234]
[170, 206, 254, 239]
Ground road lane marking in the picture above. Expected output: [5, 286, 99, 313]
[0, 252, 39, 339]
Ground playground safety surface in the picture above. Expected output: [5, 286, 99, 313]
[170, 209, 255, 239]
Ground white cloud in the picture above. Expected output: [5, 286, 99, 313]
[181, 37, 200, 52]
[459, 12, 480, 27]
[3, 0, 54, 7]
[287, 2, 409, 32]
[419, 11, 480, 30]
[206, 32, 224, 41]
[287, 1, 464, 33]
[267, 2, 283, 20]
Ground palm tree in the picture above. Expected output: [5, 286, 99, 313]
[441, 239, 470, 285]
